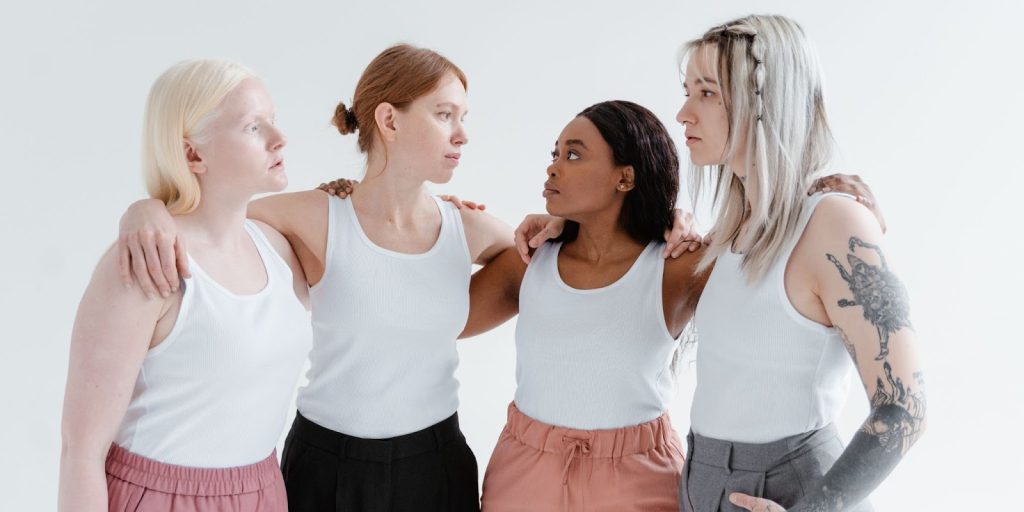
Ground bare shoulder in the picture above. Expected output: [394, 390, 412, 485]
[457, 206, 511, 235]
[455, 206, 514, 264]
[88, 244, 170, 314]
[664, 245, 706, 276]
[803, 194, 882, 250]
[664, 245, 713, 294]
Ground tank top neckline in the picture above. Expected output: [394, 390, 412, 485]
[549, 240, 658, 295]
[185, 221, 273, 300]
[343, 195, 447, 259]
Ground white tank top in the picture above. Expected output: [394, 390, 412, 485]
[690, 192, 856, 443]
[115, 221, 311, 467]
[514, 240, 677, 430]
[298, 195, 470, 438]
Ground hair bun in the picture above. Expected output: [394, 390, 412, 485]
[332, 102, 358, 135]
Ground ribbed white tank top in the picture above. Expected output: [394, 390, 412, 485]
[115, 221, 311, 467]
[513, 240, 677, 430]
[690, 192, 856, 443]
[298, 195, 471, 438]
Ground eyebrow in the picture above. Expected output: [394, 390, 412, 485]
[435, 102, 465, 111]
[565, 139, 588, 149]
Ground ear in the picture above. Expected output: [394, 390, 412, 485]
[183, 139, 207, 175]
[616, 165, 636, 192]
[374, 102, 398, 143]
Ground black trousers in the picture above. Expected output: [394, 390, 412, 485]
[282, 411, 480, 512]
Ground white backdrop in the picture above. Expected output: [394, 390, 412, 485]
[2, 0, 1020, 509]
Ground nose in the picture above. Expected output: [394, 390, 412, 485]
[269, 124, 287, 151]
[452, 119, 469, 146]
[547, 162, 558, 177]
[676, 98, 695, 126]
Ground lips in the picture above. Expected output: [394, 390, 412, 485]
[543, 182, 559, 198]
[445, 153, 461, 163]
[269, 157, 284, 170]
[685, 134, 701, 146]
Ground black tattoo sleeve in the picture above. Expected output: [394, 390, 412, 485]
[787, 238, 925, 512]
[826, 236, 912, 360]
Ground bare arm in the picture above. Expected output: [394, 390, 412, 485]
[732, 197, 925, 512]
[460, 246, 527, 339]
[458, 207, 515, 266]
[118, 191, 329, 292]
[247, 190, 329, 287]
[58, 248, 170, 512]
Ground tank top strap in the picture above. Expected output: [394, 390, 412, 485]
[431, 195, 472, 263]
[774, 191, 858, 277]
[242, 220, 292, 283]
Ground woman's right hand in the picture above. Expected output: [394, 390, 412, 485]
[513, 214, 566, 264]
[117, 199, 187, 298]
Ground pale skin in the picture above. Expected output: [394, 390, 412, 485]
[118, 73, 518, 297]
[678, 45, 925, 511]
[58, 79, 309, 512]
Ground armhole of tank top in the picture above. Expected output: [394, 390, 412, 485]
[243, 220, 292, 281]
[434, 196, 472, 265]
[309, 195, 338, 294]
[146, 273, 196, 359]
[774, 191, 858, 335]
[650, 242, 679, 343]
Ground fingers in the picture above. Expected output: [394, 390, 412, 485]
[317, 183, 337, 196]
[128, 234, 159, 299]
[174, 235, 191, 279]
[439, 195, 463, 209]
[528, 227, 556, 249]
[514, 227, 531, 264]
[664, 209, 701, 258]
[157, 234, 180, 292]
[728, 493, 785, 512]
[141, 232, 171, 297]
[118, 234, 132, 289]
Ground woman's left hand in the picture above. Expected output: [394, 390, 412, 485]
[729, 492, 787, 512]
[810, 173, 886, 233]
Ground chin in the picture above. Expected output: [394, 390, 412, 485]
[266, 173, 289, 192]
[427, 169, 455, 185]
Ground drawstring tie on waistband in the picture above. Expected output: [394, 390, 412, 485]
[561, 436, 591, 485]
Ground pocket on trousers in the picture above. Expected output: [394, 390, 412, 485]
[280, 437, 310, 482]
[682, 461, 724, 512]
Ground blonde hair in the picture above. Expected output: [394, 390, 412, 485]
[142, 59, 256, 214]
[682, 15, 835, 282]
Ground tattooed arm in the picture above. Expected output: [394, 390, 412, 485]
[732, 196, 926, 512]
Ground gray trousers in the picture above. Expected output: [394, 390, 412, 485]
[679, 425, 873, 512]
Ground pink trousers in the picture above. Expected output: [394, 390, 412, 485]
[105, 444, 287, 511]
[482, 402, 685, 512]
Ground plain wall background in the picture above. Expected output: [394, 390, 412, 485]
[2, 0, 1020, 509]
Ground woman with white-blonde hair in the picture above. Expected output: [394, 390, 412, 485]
[674, 14, 925, 511]
[58, 59, 310, 511]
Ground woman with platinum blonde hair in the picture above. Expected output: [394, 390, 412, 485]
[675, 15, 925, 512]
[58, 59, 310, 511]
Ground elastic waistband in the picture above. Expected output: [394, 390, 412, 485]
[104, 444, 281, 496]
[687, 424, 839, 472]
[292, 411, 465, 463]
[503, 402, 678, 458]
